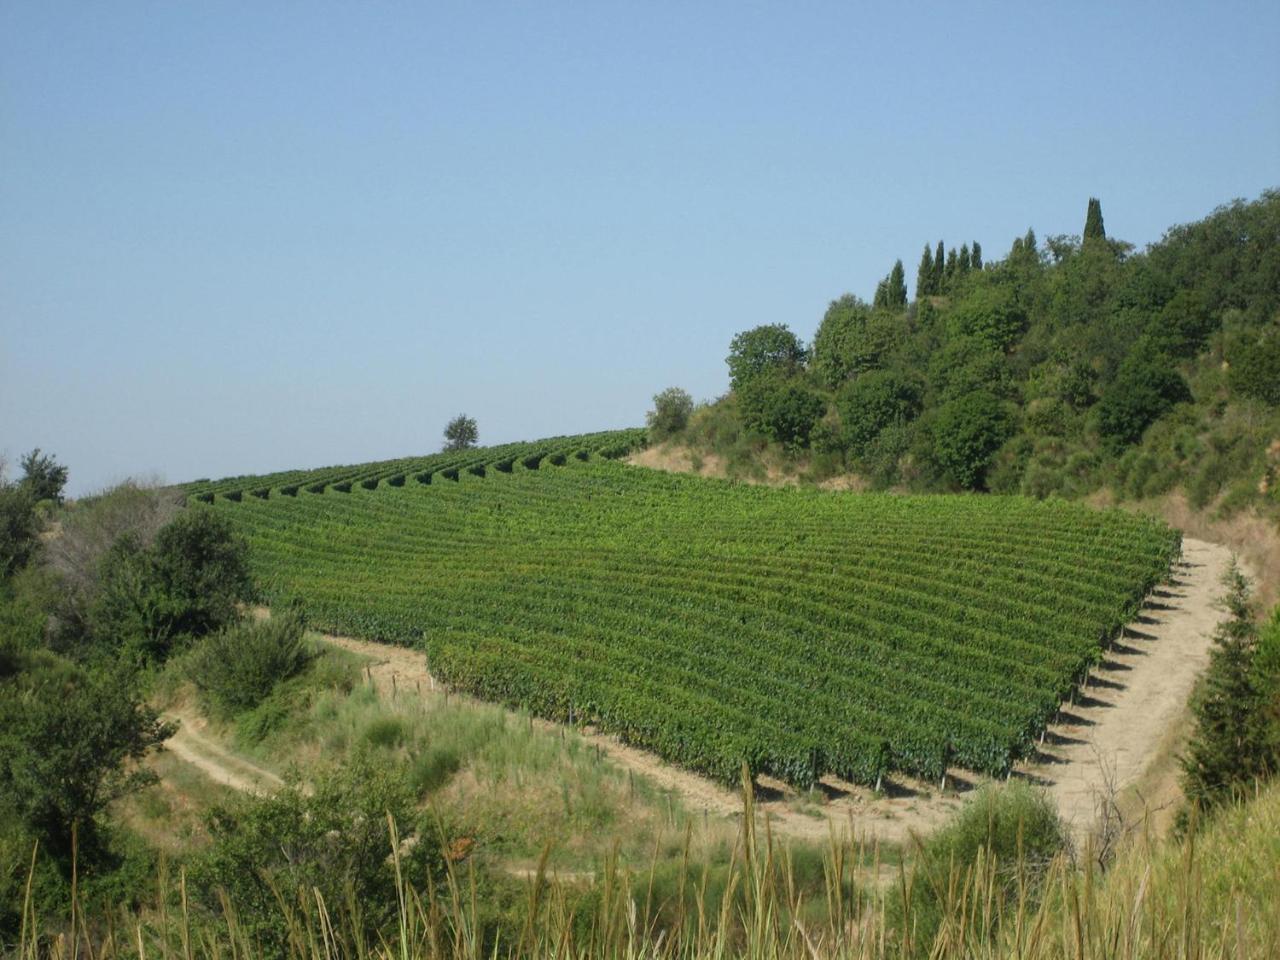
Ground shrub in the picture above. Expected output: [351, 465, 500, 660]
[931, 391, 1014, 489]
[646, 387, 695, 441]
[737, 376, 826, 450]
[83, 508, 251, 663]
[1096, 347, 1192, 450]
[836, 370, 921, 456]
[887, 782, 1067, 953]
[193, 756, 444, 956]
[1227, 329, 1280, 405]
[184, 612, 312, 717]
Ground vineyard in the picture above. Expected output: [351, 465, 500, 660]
[188, 436, 1181, 790]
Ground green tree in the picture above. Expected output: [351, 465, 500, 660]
[0, 478, 39, 582]
[443, 414, 479, 451]
[933, 240, 945, 291]
[737, 375, 826, 449]
[646, 387, 695, 441]
[1227, 330, 1280, 405]
[19, 449, 69, 505]
[1095, 347, 1192, 450]
[1181, 563, 1273, 819]
[726, 324, 806, 390]
[90, 509, 252, 663]
[946, 285, 1027, 353]
[836, 370, 922, 456]
[971, 240, 983, 271]
[943, 247, 958, 288]
[958, 243, 971, 275]
[916, 244, 935, 298]
[887, 259, 907, 307]
[0, 659, 174, 858]
[1083, 197, 1106, 241]
[932, 390, 1013, 489]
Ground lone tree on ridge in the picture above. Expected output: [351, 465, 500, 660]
[443, 414, 479, 451]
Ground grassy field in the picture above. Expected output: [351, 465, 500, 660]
[197, 451, 1180, 790]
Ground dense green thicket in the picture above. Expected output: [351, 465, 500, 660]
[677, 192, 1280, 509]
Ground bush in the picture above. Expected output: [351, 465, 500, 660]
[89, 508, 252, 663]
[737, 376, 826, 450]
[192, 756, 444, 956]
[931, 391, 1014, 489]
[0, 480, 39, 581]
[1227, 329, 1280, 405]
[887, 782, 1067, 954]
[184, 612, 312, 717]
[836, 370, 922, 456]
[946, 285, 1026, 353]
[1096, 347, 1192, 450]
[646, 387, 695, 441]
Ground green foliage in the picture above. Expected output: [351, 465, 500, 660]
[184, 611, 312, 717]
[89, 509, 252, 663]
[726, 323, 806, 390]
[207, 460, 1178, 789]
[0, 658, 174, 859]
[193, 756, 444, 956]
[737, 375, 826, 449]
[0, 480, 39, 581]
[1083, 197, 1106, 241]
[916, 244, 935, 298]
[19, 449, 69, 505]
[1095, 347, 1192, 451]
[646, 387, 695, 441]
[931, 391, 1014, 489]
[888, 782, 1068, 953]
[443, 413, 479, 451]
[836, 370, 921, 456]
[1181, 564, 1277, 821]
[1227, 326, 1280, 405]
[945, 284, 1026, 353]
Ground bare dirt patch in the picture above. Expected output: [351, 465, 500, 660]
[1024, 538, 1241, 844]
[161, 706, 284, 794]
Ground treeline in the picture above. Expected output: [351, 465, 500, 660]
[667, 190, 1280, 509]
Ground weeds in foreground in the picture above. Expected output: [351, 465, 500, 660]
[11, 773, 1280, 960]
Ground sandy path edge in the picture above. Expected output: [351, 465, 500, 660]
[161, 708, 284, 794]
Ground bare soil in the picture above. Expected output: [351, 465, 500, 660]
[161, 705, 284, 794]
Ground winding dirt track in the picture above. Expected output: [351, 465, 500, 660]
[165, 538, 1238, 846]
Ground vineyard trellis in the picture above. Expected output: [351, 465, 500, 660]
[184, 435, 1180, 790]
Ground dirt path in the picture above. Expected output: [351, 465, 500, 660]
[1031, 537, 1237, 842]
[162, 708, 285, 794]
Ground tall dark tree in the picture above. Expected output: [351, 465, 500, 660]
[958, 243, 971, 275]
[944, 247, 958, 287]
[934, 240, 945, 291]
[872, 278, 889, 309]
[886, 259, 907, 307]
[971, 241, 983, 270]
[1181, 563, 1273, 819]
[1083, 197, 1106, 241]
[916, 244, 935, 298]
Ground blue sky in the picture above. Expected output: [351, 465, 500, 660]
[2, 2, 1277, 494]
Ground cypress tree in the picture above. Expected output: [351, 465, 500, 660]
[944, 247, 958, 287]
[916, 244, 935, 298]
[887, 259, 907, 307]
[971, 241, 983, 271]
[872, 278, 888, 309]
[1181, 562, 1271, 818]
[1083, 197, 1106, 241]
[1023, 228, 1037, 254]
[933, 240, 945, 291]
[958, 243, 971, 275]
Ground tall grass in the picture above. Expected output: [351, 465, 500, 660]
[12, 775, 1280, 960]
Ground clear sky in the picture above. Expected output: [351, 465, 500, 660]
[2, 2, 1277, 495]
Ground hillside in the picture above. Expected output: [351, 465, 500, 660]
[197, 449, 1178, 789]
[662, 191, 1280, 528]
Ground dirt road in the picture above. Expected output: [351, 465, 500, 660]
[162, 707, 284, 794]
